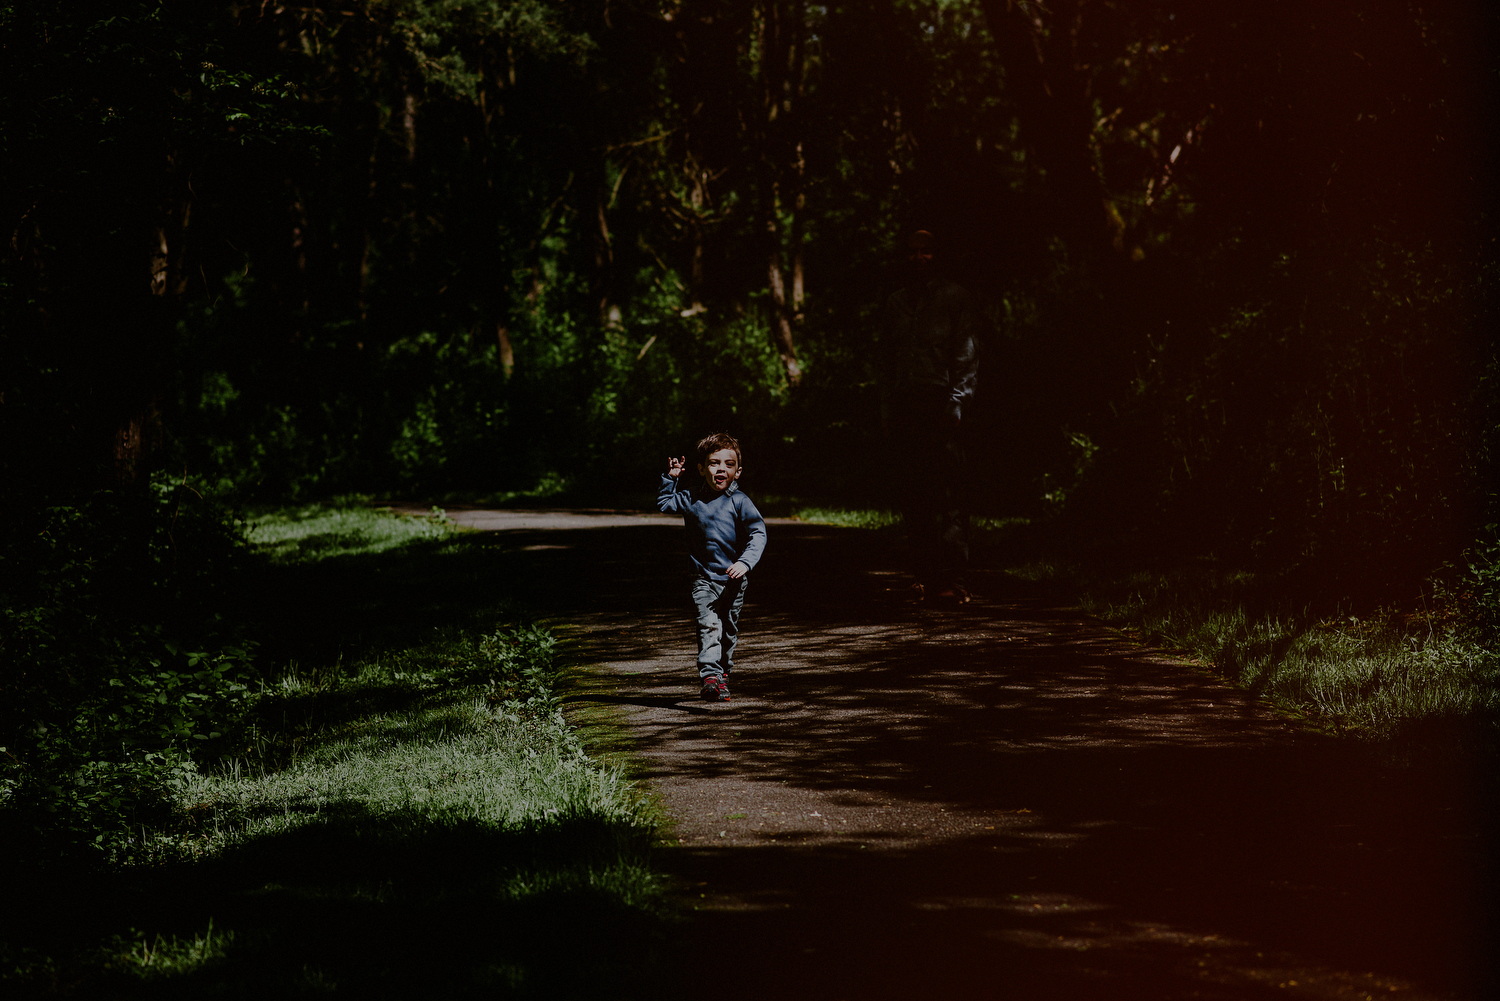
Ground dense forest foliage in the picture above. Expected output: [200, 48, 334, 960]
[2, 1, 1497, 855]
[5, 0, 1496, 535]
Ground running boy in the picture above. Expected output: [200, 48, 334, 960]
[658, 432, 768, 702]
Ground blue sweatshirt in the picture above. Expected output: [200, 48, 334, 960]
[657, 475, 768, 582]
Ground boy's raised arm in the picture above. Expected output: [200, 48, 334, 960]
[658, 455, 691, 512]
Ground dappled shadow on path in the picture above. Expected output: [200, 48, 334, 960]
[472, 518, 1496, 1001]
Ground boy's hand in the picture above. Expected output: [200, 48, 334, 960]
[726, 561, 749, 579]
[666, 455, 686, 479]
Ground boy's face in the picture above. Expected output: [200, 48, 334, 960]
[698, 448, 742, 494]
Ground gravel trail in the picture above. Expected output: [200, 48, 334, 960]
[431, 506, 1493, 1001]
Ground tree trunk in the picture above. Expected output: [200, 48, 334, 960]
[112, 409, 147, 490]
[402, 92, 417, 164]
[689, 220, 706, 315]
[758, 0, 803, 387]
[358, 134, 378, 329]
[766, 240, 801, 385]
[595, 181, 615, 327]
[497, 323, 514, 379]
[791, 138, 805, 322]
[289, 184, 310, 316]
[117, 158, 191, 490]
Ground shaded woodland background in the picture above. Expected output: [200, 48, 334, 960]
[5, 0, 1497, 561]
[1, 2, 1497, 856]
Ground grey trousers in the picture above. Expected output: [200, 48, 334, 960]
[692, 576, 748, 678]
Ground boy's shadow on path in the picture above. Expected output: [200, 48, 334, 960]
[450, 512, 1496, 1000]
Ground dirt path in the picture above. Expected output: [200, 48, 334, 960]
[431, 506, 1492, 1000]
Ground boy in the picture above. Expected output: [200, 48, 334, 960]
[658, 432, 768, 702]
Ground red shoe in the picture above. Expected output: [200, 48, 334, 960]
[700, 675, 731, 702]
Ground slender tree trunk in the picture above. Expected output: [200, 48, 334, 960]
[478, 51, 514, 375]
[402, 92, 417, 164]
[497, 323, 514, 378]
[119, 156, 190, 490]
[766, 237, 800, 384]
[111, 409, 148, 490]
[357, 36, 386, 332]
[358, 134, 378, 330]
[683, 154, 708, 315]
[595, 180, 616, 327]
[289, 184, 310, 316]
[788, 5, 807, 323]
[689, 221, 706, 314]
[148, 158, 193, 299]
[148, 223, 170, 298]
[791, 219, 804, 320]
[758, 0, 802, 387]
[790, 145, 805, 323]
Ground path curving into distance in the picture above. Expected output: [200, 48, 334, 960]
[424, 505, 1493, 1001]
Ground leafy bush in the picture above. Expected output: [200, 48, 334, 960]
[0, 475, 256, 861]
[1461, 525, 1500, 639]
[479, 624, 562, 704]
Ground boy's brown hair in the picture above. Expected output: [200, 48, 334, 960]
[694, 431, 742, 468]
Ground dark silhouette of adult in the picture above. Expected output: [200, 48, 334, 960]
[877, 229, 982, 601]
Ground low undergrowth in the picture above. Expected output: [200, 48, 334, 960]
[796, 506, 1499, 747]
[1, 476, 255, 865]
[2, 502, 668, 998]
[1061, 562, 1499, 743]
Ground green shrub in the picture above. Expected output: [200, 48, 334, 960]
[1461, 524, 1500, 638]
[479, 624, 561, 704]
[0, 475, 256, 861]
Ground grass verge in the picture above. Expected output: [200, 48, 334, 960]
[1054, 562, 1499, 745]
[3, 503, 671, 998]
[793, 506, 1498, 747]
[246, 497, 454, 562]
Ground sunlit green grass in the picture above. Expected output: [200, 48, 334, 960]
[180, 691, 650, 857]
[791, 506, 1030, 535]
[247, 499, 454, 562]
[110, 921, 236, 981]
[1050, 563, 1500, 740]
[791, 506, 901, 530]
[5, 502, 668, 997]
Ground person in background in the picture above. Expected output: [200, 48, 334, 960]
[877, 229, 982, 604]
